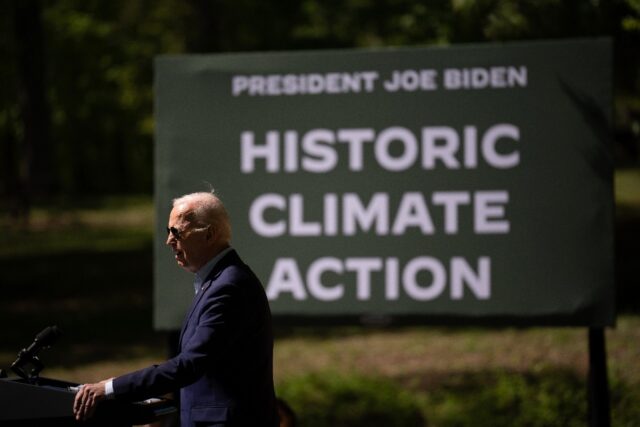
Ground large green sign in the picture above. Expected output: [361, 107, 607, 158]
[154, 39, 614, 329]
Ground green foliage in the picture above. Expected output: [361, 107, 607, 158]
[610, 375, 640, 427]
[278, 370, 640, 427]
[0, 0, 638, 199]
[0, 195, 153, 256]
[277, 373, 425, 427]
[423, 370, 587, 427]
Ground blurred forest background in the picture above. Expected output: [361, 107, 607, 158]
[1, 0, 640, 426]
[1, 0, 639, 203]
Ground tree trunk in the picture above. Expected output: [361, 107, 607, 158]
[14, 0, 52, 205]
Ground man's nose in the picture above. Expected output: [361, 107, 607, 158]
[166, 233, 175, 245]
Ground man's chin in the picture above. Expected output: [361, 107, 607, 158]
[177, 260, 198, 273]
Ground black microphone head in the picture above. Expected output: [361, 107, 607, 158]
[35, 325, 62, 347]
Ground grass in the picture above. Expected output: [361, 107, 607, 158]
[20, 317, 636, 386]
[0, 195, 153, 257]
[272, 318, 640, 386]
[33, 320, 640, 426]
[615, 167, 640, 208]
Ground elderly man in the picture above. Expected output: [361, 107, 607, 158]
[73, 191, 279, 427]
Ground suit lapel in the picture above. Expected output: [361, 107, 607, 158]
[178, 249, 239, 348]
[178, 285, 207, 348]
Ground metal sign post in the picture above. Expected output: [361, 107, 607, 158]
[588, 327, 611, 427]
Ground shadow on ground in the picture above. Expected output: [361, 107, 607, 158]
[0, 245, 166, 370]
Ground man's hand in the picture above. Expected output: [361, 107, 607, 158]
[72, 378, 113, 421]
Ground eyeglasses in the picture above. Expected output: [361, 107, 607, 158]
[166, 225, 209, 241]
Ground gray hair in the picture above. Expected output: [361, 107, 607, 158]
[173, 191, 232, 244]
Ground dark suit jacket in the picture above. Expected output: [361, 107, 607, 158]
[112, 250, 279, 427]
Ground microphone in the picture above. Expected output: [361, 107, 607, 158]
[24, 325, 62, 355]
[11, 325, 62, 379]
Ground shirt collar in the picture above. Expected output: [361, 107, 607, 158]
[193, 246, 233, 294]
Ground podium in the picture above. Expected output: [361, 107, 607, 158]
[0, 376, 177, 426]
